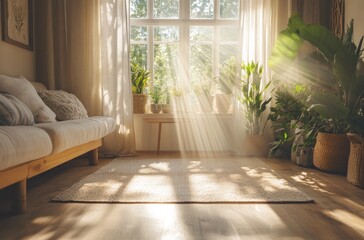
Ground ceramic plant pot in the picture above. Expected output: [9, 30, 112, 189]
[150, 103, 161, 114]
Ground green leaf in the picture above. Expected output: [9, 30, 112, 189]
[308, 91, 348, 119]
[300, 24, 342, 63]
[269, 30, 304, 73]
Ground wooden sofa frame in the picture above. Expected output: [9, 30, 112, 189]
[0, 139, 102, 214]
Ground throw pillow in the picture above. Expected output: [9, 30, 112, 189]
[0, 74, 56, 123]
[37, 90, 88, 121]
[0, 92, 35, 125]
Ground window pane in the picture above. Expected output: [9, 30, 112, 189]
[131, 26, 148, 41]
[154, 0, 179, 19]
[219, 27, 239, 41]
[219, 45, 238, 65]
[131, 44, 148, 68]
[154, 44, 179, 85]
[190, 27, 213, 42]
[131, 0, 147, 18]
[154, 26, 179, 41]
[190, 0, 214, 19]
[190, 44, 213, 85]
[220, 0, 239, 19]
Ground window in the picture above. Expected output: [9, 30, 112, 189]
[130, 0, 241, 95]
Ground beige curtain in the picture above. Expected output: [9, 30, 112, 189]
[232, 0, 291, 154]
[34, 0, 136, 156]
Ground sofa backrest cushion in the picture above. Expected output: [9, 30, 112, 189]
[0, 92, 35, 125]
[38, 90, 88, 121]
[0, 74, 56, 123]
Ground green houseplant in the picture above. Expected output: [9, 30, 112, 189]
[215, 56, 237, 113]
[131, 62, 150, 113]
[268, 84, 308, 157]
[239, 61, 273, 156]
[269, 15, 364, 173]
[149, 83, 162, 114]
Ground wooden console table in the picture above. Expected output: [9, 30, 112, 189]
[144, 117, 176, 154]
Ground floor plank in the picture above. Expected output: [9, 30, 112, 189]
[0, 153, 363, 240]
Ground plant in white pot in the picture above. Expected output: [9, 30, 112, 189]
[239, 61, 273, 157]
[215, 56, 237, 113]
[131, 62, 149, 114]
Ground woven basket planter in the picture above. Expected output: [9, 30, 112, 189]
[313, 132, 350, 174]
[347, 133, 364, 188]
[133, 94, 147, 114]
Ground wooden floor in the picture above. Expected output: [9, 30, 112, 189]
[0, 153, 363, 240]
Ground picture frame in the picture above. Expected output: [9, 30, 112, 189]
[1, 0, 33, 51]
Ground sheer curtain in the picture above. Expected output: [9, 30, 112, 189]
[34, 0, 135, 156]
[232, 0, 291, 154]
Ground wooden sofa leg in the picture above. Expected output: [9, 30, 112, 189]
[89, 148, 99, 166]
[11, 179, 27, 214]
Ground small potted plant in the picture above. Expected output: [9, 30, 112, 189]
[149, 83, 162, 114]
[215, 56, 237, 113]
[131, 62, 149, 114]
[239, 61, 273, 157]
[161, 91, 172, 113]
[171, 85, 187, 113]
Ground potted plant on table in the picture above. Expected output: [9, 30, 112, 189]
[215, 56, 237, 113]
[239, 61, 273, 157]
[149, 83, 162, 114]
[131, 62, 150, 114]
[269, 15, 364, 174]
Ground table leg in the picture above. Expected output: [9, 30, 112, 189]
[157, 122, 162, 155]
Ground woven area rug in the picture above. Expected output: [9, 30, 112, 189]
[52, 157, 313, 203]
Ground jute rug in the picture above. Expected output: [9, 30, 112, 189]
[52, 157, 313, 203]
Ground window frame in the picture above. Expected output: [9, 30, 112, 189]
[130, 0, 241, 86]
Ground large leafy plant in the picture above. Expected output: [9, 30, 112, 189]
[131, 62, 150, 94]
[240, 61, 272, 135]
[269, 15, 364, 136]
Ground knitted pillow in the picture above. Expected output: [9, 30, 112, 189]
[38, 90, 88, 121]
[0, 92, 35, 125]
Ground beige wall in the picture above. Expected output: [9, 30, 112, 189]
[345, 0, 364, 45]
[0, 13, 35, 80]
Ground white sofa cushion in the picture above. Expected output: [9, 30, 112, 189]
[0, 92, 35, 125]
[0, 126, 52, 171]
[35, 116, 116, 154]
[0, 75, 56, 123]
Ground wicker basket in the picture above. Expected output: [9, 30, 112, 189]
[133, 94, 147, 114]
[347, 133, 364, 188]
[313, 132, 350, 174]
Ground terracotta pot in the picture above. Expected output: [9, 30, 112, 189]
[133, 94, 147, 114]
[241, 134, 269, 157]
[215, 94, 231, 113]
[313, 132, 350, 174]
[150, 103, 161, 114]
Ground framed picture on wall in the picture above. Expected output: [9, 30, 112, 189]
[1, 0, 33, 51]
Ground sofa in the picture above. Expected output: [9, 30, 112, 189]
[0, 74, 115, 214]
